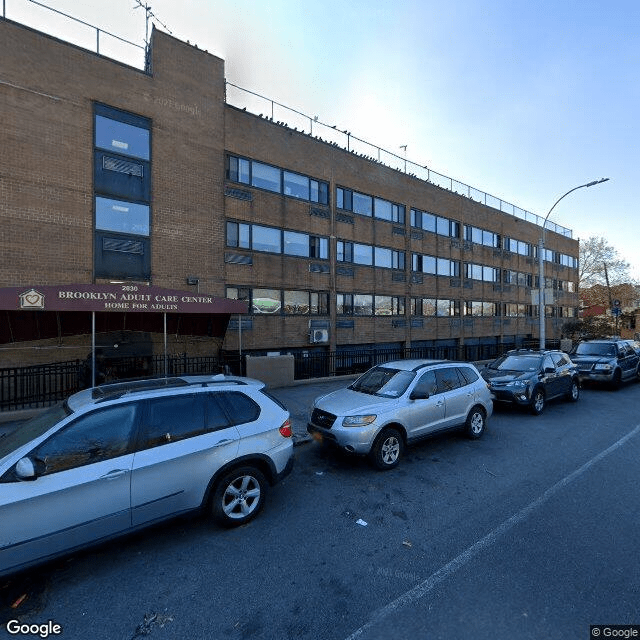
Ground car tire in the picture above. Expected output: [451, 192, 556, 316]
[369, 428, 403, 471]
[530, 388, 546, 415]
[464, 407, 486, 439]
[611, 369, 622, 390]
[211, 466, 267, 527]
[566, 379, 580, 402]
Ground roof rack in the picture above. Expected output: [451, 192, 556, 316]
[91, 377, 189, 401]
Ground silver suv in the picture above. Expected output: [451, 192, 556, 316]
[0, 375, 293, 577]
[307, 360, 492, 470]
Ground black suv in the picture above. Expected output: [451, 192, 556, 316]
[570, 339, 640, 388]
[481, 349, 580, 415]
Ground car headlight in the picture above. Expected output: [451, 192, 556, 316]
[342, 415, 377, 427]
[508, 380, 527, 388]
[594, 363, 612, 371]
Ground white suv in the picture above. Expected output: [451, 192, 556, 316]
[0, 375, 293, 577]
[308, 360, 492, 470]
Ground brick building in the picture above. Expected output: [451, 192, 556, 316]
[0, 15, 580, 369]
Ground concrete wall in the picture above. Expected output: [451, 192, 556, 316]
[245, 354, 295, 388]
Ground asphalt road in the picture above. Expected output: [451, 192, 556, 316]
[1, 381, 639, 640]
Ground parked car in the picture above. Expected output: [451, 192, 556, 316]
[307, 359, 492, 470]
[570, 339, 640, 388]
[0, 375, 294, 577]
[481, 349, 580, 415]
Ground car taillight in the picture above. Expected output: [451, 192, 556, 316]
[279, 418, 292, 438]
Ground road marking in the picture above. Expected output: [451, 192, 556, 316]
[345, 422, 640, 640]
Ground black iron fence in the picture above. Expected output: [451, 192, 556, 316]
[0, 341, 559, 411]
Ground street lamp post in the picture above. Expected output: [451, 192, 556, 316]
[538, 178, 609, 350]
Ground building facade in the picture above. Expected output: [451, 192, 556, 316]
[0, 16, 580, 366]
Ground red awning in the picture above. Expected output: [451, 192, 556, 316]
[0, 284, 248, 314]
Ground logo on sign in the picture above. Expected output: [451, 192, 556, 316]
[19, 289, 45, 310]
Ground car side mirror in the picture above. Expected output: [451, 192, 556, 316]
[15, 457, 37, 480]
[410, 389, 430, 400]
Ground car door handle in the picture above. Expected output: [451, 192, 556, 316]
[213, 439, 233, 448]
[101, 469, 129, 480]
[435, 400, 445, 407]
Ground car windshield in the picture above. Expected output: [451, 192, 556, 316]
[0, 402, 71, 460]
[574, 343, 616, 357]
[349, 366, 416, 398]
[490, 355, 541, 372]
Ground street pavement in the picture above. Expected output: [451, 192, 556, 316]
[269, 376, 358, 445]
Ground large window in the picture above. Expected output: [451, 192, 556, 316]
[465, 301, 498, 317]
[337, 187, 405, 223]
[226, 287, 329, 316]
[94, 104, 151, 280]
[95, 115, 150, 160]
[226, 222, 328, 259]
[411, 298, 460, 317]
[374, 296, 405, 316]
[412, 254, 460, 277]
[464, 225, 500, 248]
[95, 197, 149, 236]
[226, 154, 329, 205]
[411, 208, 459, 237]
[465, 263, 499, 282]
[338, 241, 404, 269]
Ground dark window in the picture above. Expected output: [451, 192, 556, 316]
[435, 368, 462, 393]
[33, 404, 138, 475]
[457, 367, 479, 385]
[206, 395, 234, 431]
[413, 370, 437, 397]
[95, 115, 150, 160]
[220, 392, 260, 425]
[140, 395, 206, 449]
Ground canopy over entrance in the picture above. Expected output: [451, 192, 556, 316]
[0, 284, 248, 386]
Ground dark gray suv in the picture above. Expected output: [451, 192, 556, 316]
[570, 339, 640, 388]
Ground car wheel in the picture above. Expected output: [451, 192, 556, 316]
[465, 407, 486, 439]
[211, 466, 267, 527]
[611, 369, 622, 390]
[369, 428, 403, 471]
[530, 388, 546, 415]
[566, 379, 580, 402]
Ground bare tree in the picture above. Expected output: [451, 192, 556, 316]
[579, 236, 633, 288]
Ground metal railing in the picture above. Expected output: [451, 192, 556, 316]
[0, 343, 561, 411]
[225, 82, 573, 239]
[2, 0, 147, 69]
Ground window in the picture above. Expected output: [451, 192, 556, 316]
[220, 392, 260, 425]
[353, 243, 373, 265]
[465, 301, 498, 317]
[374, 197, 405, 223]
[353, 192, 373, 216]
[252, 289, 281, 314]
[411, 298, 437, 316]
[465, 263, 498, 282]
[95, 115, 150, 161]
[337, 293, 354, 315]
[33, 404, 138, 475]
[283, 171, 310, 200]
[436, 368, 462, 393]
[374, 247, 405, 270]
[283, 231, 309, 257]
[252, 225, 282, 253]
[411, 208, 437, 233]
[141, 395, 207, 449]
[310, 292, 330, 315]
[464, 225, 500, 248]
[226, 221, 250, 249]
[374, 296, 405, 316]
[95, 196, 149, 236]
[309, 236, 329, 259]
[226, 155, 251, 184]
[413, 370, 437, 397]
[354, 294, 374, 315]
[251, 161, 280, 192]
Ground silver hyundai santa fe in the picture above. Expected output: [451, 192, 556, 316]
[0, 375, 293, 577]
[308, 359, 493, 470]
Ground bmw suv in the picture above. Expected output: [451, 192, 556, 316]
[0, 375, 293, 577]
[307, 360, 492, 470]
[481, 349, 580, 415]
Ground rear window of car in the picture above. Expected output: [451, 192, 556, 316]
[219, 391, 260, 425]
[457, 366, 479, 385]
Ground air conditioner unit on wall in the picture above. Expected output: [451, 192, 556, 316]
[310, 329, 329, 343]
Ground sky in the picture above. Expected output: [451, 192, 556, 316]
[6, 0, 639, 279]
